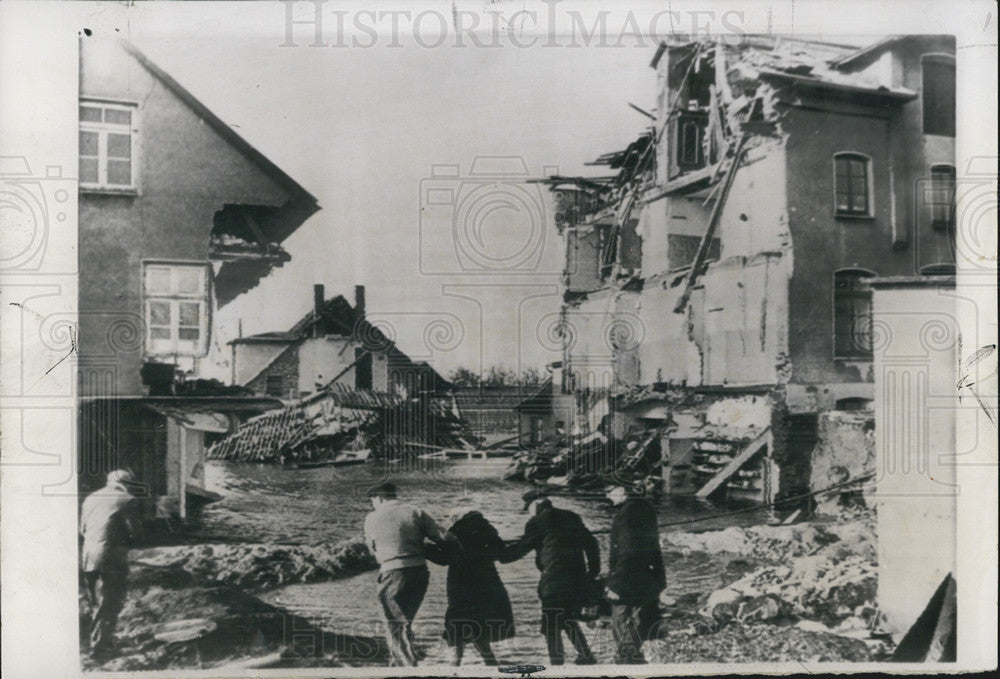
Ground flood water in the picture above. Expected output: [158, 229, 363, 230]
[195, 459, 767, 666]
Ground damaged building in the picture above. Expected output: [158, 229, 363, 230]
[215, 284, 473, 464]
[531, 35, 956, 506]
[77, 38, 320, 519]
[230, 284, 451, 400]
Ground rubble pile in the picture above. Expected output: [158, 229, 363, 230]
[504, 428, 662, 490]
[135, 537, 376, 590]
[666, 520, 874, 563]
[645, 623, 873, 663]
[207, 385, 478, 463]
[80, 571, 336, 671]
[663, 514, 881, 649]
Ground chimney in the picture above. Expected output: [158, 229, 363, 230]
[354, 285, 366, 322]
[548, 361, 564, 393]
[313, 284, 324, 338]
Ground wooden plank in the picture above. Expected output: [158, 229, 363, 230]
[695, 427, 770, 499]
[673, 134, 750, 314]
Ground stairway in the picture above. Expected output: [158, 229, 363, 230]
[691, 428, 771, 501]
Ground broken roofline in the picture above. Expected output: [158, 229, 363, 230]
[756, 69, 917, 101]
[121, 41, 320, 233]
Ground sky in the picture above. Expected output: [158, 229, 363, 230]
[111, 2, 659, 380]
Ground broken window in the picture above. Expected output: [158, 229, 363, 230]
[928, 164, 956, 229]
[921, 54, 955, 137]
[833, 269, 875, 359]
[79, 100, 138, 191]
[143, 262, 210, 357]
[668, 110, 708, 178]
[834, 153, 872, 217]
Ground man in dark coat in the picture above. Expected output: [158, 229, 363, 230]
[506, 490, 600, 665]
[80, 469, 143, 660]
[425, 507, 516, 666]
[605, 485, 666, 664]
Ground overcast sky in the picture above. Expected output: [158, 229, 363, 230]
[114, 2, 660, 379]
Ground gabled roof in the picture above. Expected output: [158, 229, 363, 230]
[239, 293, 452, 391]
[122, 42, 320, 216]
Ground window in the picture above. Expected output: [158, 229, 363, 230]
[928, 164, 956, 229]
[265, 375, 284, 398]
[669, 110, 707, 177]
[834, 153, 871, 217]
[143, 262, 210, 356]
[833, 269, 875, 359]
[79, 100, 138, 190]
[922, 55, 955, 137]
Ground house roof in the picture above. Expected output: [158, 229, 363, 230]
[828, 36, 904, 70]
[514, 378, 554, 412]
[240, 294, 452, 391]
[122, 42, 320, 215]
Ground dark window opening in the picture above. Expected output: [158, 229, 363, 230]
[599, 223, 617, 280]
[928, 164, 956, 229]
[835, 397, 873, 411]
[265, 374, 284, 398]
[834, 153, 871, 217]
[834, 269, 875, 359]
[920, 263, 956, 276]
[922, 55, 956, 137]
[355, 348, 373, 390]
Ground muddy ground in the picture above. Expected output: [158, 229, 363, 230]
[81, 514, 885, 670]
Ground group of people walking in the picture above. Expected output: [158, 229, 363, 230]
[79, 469, 667, 667]
[362, 480, 666, 667]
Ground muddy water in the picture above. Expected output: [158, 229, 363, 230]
[196, 459, 766, 666]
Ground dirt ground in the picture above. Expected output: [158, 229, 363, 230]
[81, 514, 884, 670]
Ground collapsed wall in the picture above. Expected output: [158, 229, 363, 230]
[809, 411, 875, 514]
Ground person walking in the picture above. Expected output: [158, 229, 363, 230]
[605, 485, 666, 664]
[505, 490, 600, 666]
[425, 507, 516, 666]
[363, 481, 457, 667]
[79, 469, 143, 660]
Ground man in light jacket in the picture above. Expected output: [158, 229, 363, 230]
[80, 469, 143, 659]
[363, 481, 457, 666]
[605, 484, 666, 664]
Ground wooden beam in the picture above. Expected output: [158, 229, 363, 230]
[695, 426, 770, 499]
[628, 102, 656, 120]
[319, 350, 370, 391]
[673, 134, 749, 313]
[642, 162, 721, 203]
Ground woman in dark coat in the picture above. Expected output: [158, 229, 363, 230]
[426, 508, 515, 666]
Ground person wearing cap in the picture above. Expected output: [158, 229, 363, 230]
[363, 481, 457, 666]
[605, 485, 666, 664]
[504, 490, 600, 666]
[79, 469, 143, 660]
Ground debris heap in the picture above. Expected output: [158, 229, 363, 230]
[208, 384, 479, 463]
[504, 427, 665, 493]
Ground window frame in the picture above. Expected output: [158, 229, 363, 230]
[79, 98, 140, 193]
[927, 163, 957, 230]
[832, 268, 877, 360]
[141, 260, 211, 358]
[833, 152, 874, 219]
[920, 53, 956, 138]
